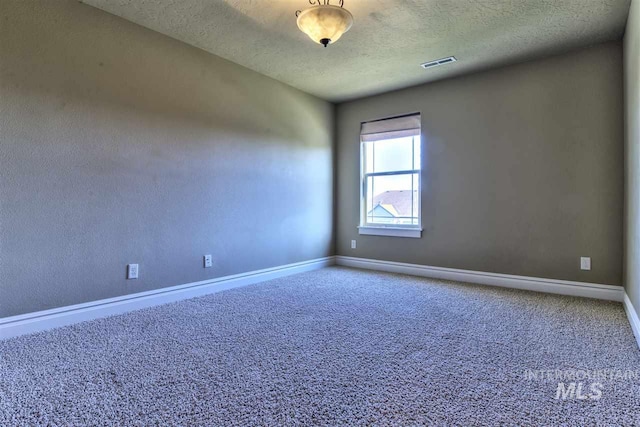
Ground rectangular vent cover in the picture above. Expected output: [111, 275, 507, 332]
[421, 56, 457, 69]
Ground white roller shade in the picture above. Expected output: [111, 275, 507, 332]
[361, 113, 421, 142]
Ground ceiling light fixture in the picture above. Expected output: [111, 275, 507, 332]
[296, 0, 353, 47]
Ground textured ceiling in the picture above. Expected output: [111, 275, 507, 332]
[82, 0, 631, 102]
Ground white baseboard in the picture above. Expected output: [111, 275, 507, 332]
[0, 256, 336, 341]
[623, 293, 640, 350]
[335, 256, 624, 302]
[3, 254, 631, 346]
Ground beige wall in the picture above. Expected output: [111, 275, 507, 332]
[336, 42, 624, 285]
[0, 0, 628, 319]
[0, 0, 334, 317]
[625, 0, 640, 309]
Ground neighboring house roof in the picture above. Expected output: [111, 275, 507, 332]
[369, 204, 399, 218]
[372, 190, 418, 217]
[378, 204, 399, 217]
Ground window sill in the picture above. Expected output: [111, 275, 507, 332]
[358, 226, 422, 239]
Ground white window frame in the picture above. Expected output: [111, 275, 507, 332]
[358, 125, 423, 239]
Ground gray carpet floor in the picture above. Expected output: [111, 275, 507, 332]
[1, 267, 639, 426]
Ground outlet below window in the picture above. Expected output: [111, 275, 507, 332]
[204, 255, 212, 268]
[127, 264, 139, 279]
[580, 257, 591, 271]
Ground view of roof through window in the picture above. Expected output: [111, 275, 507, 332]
[363, 135, 421, 226]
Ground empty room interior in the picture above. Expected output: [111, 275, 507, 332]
[2, 0, 640, 425]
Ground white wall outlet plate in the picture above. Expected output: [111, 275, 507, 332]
[351, 240, 357, 249]
[127, 263, 139, 279]
[204, 254, 212, 268]
[580, 257, 591, 271]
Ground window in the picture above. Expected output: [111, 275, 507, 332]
[359, 113, 422, 238]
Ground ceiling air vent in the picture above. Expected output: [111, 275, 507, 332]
[420, 56, 457, 70]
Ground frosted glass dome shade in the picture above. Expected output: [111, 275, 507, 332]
[297, 5, 353, 47]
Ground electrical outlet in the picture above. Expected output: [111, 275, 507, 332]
[204, 254, 212, 268]
[127, 263, 139, 279]
[351, 240, 357, 249]
[580, 257, 591, 271]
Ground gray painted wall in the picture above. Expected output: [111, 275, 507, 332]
[625, 0, 640, 309]
[336, 42, 624, 285]
[0, 0, 334, 317]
